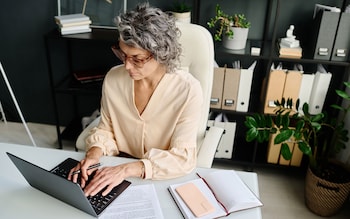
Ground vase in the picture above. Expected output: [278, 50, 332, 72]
[305, 166, 350, 216]
[171, 11, 191, 23]
[222, 27, 249, 50]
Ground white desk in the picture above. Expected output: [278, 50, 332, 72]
[0, 143, 262, 219]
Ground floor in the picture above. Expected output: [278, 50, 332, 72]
[1, 121, 350, 219]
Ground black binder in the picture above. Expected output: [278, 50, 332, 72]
[331, 13, 350, 61]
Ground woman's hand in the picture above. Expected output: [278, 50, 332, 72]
[83, 161, 144, 197]
[68, 147, 103, 188]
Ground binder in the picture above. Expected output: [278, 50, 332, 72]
[263, 69, 287, 114]
[282, 70, 303, 111]
[298, 74, 315, 114]
[311, 10, 340, 60]
[236, 68, 253, 112]
[331, 13, 350, 61]
[308, 71, 332, 115]
[290, 144, 303, 167]
[221, 68, 240, 111]
[267, 133, 281, 164]
[207, 113, 236, 159]
[210, 67, 225, 109]
[213, 121, 236, 159]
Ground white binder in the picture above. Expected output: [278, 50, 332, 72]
[236, 61, 256, 112]
[308, 69, 332, 115]
[298, 74, 315, 114]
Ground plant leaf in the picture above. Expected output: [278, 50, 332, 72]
[281, 143, 292, 160]
[274, 129, 294, 144]
[298, 141, 312, 156]
[246, 127, 258, 142]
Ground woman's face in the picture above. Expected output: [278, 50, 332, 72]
[118, 41, 162, 80]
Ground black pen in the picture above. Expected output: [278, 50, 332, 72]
[71, 163, 101, 175]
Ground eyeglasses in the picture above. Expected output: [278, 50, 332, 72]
[111, 45, 153, 68]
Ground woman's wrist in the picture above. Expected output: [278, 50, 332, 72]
[124, 161, 145, 179]
[86, 146, 103, 160]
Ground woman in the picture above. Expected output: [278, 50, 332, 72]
[68, 2, 202, 197]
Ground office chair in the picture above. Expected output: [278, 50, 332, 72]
[76, 22, 224, 168]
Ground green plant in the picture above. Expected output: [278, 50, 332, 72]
[172, 1, 191, 13]
[207, 4, 251, 41]
[245, 82, 350, 181]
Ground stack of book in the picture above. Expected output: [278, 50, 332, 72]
[54, 14, 92, 35]
[277, 40, 302, 59]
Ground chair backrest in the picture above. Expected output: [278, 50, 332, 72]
[176, 22, 214, 148]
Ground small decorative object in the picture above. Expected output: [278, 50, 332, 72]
[171, 1, 191, 23]
[207, 4, 250, 50]
[245, 82, 350, 216]
[278, 25, 303, 58]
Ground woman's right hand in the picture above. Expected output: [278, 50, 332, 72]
[68, 147, 103, 188]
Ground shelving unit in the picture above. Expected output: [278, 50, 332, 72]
[203, 0, 350, 169]
[45, 0, 350, 166]
[45, 28, 120, 149]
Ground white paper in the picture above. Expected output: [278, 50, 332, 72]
[99, 184, 164, 219]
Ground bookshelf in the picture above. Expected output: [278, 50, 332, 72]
[45, 0, 350, 166]
[201, 0, 350, 169]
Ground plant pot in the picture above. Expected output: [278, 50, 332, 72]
[171, 11, 191, 23]
[305, 166, 350, 217]
[222, 27, 249, 50]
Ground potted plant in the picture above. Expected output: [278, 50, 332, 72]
[207, 4, 251, 50]
[171, 1, 191, 23]
[245, 82, 350, 216]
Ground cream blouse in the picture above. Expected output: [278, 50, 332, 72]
[86, 65, 203, 180]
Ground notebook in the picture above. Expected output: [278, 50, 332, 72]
[6, 152, 131, 217]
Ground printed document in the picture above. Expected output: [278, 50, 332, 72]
[100, 184, 164, 219]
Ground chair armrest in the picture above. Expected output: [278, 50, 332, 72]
[75, 117, 101, 151]
[197, 126, 224, 168]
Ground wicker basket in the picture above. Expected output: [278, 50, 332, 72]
[305, 167, 350, 217]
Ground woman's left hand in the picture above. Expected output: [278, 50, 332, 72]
[83, 161, 144, 196]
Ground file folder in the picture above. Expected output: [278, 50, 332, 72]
[331, 13, 350, 61]
[267, 133, 281, 164]
[282, 70, 303, 111]
[210, 67, 225, 109]
[221, 68, 240, 111]
[213, 121, 236, 159]
[236, 68, 253, 112]
[264, 69, 287, 114]
[308, 71, 332, 114]
[290, 144, 303, 167]
[297, 74, 315, 114]
[311, 10, 340, 60]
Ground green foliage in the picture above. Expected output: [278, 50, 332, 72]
[207, 4, 251, 41]
[172, 1, 191, 13]
[245, 82, 350, 171]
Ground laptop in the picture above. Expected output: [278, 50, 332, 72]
[6, 152, 131, 217]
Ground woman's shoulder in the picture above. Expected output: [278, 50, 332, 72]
[103, 65, 129, 82]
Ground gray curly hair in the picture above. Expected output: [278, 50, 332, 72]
[114, 2, 181, 73]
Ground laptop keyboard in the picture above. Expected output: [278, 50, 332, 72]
[50, 158, 131, 215]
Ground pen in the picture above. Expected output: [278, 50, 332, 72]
[71, 163, 101, 175]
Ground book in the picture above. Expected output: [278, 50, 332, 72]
[60, 27, 92, 35]
[277, 42, 302, 58]
[60, 24, 91, 32]
[57, 20, 92, 28]
[73, 70, 106, 83]
[168, 170, 263, 219]
[54, 13, 90, 24]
